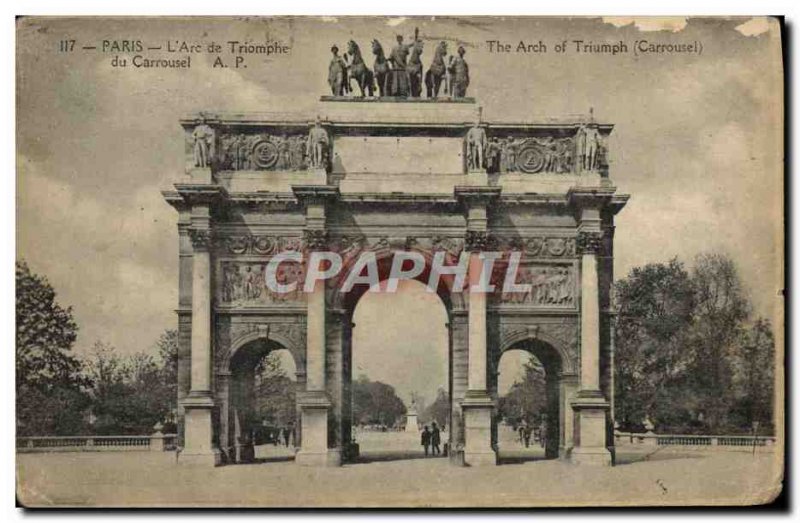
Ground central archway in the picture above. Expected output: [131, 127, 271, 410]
[351, 279, 449, 461]
[329, 248, 462, 463]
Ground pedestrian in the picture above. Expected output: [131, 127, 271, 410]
[421, 425, 431, 456]
[282, 427, 291, 447]
[539, 417, 548, 449]
[518, 420, 527, 446]
[523, 425, 532, 448]
[431, 421, 441, 456]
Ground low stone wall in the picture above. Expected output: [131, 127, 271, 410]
[16, 433, 178, 453]
[614, 431, 776, 449]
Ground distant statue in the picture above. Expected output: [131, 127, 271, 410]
[448, 45, 470, 98]
[192, 120, 214, 168]
[466, 122, 487, 170]
[306, 118, 329, 170]
[407, 39, 424, 98]
[328, 45, 347, 96]
[371, 40, 390, 97]
[425, 41, 448, 98]
[346, 40, 375, 97]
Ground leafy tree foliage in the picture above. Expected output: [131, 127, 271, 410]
[615, 253, 775, 434]
[497, 356, 547, 427]
[685, 253, 750, 431]
[614, 259, 694, 430]
[16, 261, 90, 435]
[729, 318, 775, 433]
[254, 352, 296, 426]
[83, 341, 175, 434]
[422, 387, 450, 427]
[352, 374, 407, 427]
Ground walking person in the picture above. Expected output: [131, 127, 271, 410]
[539, 417, 548, 450]
[421, 425, 431, 457]
[431, 421, 441, 456]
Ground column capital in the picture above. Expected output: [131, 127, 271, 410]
[188, 227, 213, 251]
[576, 230, 605, 255]
[464, 230, 495, 252]
[303, 228, 329, 251]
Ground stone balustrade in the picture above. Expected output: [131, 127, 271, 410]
[614, 431, 776, 449]
[16, 433, 178, 453]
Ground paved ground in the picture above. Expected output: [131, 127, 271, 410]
[17, 431, 782, 508]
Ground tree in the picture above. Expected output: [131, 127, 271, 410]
[613, 259, 694, 430]
[730, 318, 775, 432]
[686, 253, 750, 432]
[84, 340, 175, 434]
[254, 352, 296, 426]
[351, 375, 406, 427]
[614, 252, 775, 435]
[16, 260, 90, 435]
[498, 356, 547, 427]
[422, 387, 450, 427]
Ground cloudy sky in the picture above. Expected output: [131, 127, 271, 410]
[16, 17, 783, 405]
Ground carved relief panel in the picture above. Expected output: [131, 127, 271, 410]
[484, 127, 607, 175]
[218, 261, 305, 306]
[219, 133, 310, 171]
[495, 263, 577, 308]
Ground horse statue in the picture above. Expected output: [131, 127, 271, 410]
[346, 40, 375, 97]
[425, 41, 448, 98]
[407, 39, 424, 98]
[371, 39, 390, 97]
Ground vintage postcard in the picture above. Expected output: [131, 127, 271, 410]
[15, 15, 784, 507]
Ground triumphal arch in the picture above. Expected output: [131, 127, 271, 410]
[164, 91, 628, 467]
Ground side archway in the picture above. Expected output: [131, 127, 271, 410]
[493, 333, 571, 461]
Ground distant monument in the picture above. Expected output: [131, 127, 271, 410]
[405, 397, 420, 433]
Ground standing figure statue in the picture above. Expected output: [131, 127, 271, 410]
[466, 122, 487, 170]
[448, 45, 470, 98]
[306, 118, 329, 170]
[577, 123, 601, 171]
[371, 40, 390, 97]
[407, 39, 424, 98]
[328, 45, 348, 96]
[425, 41, 448, 98]
[346, 40, 375, 97]
[191, 119, 214, 168]
[386, 28, 419, 97]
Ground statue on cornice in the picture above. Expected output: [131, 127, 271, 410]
[306, 118, 329, 170]
[466, 120, 487, 170]
[191, 118, 214, 168]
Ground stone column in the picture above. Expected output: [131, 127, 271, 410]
[456, 187, 501, 466]
[570, 226, 612, 466]
[293, 185, 341, 467]
[448, 311, 469, 464]
[559, 374, 579, 459]
[179, 221, 222, 466]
